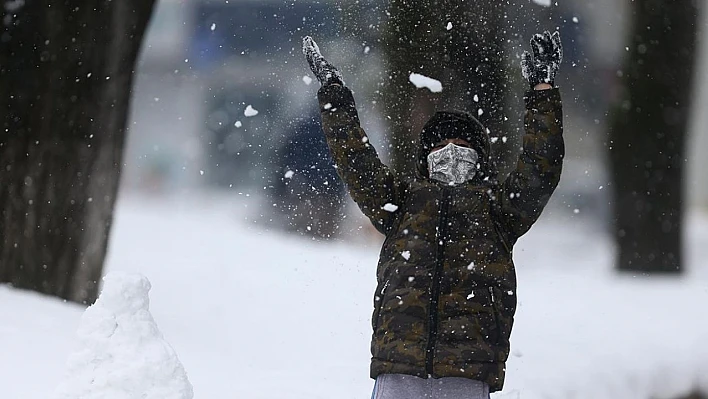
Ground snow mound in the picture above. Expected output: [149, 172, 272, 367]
[53, 272, 193, 399]
[409, 73, 443, 93]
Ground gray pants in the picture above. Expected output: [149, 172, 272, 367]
[371, 374, 491, 399]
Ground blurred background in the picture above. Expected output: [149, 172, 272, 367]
[124, 0, 707, 243]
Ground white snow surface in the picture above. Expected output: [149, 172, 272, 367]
[53, 272, 193, 399]
[2, 195, 708, 399]
[409, 73, 443, 93]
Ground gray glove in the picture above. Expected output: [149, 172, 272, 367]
[521, 31, 563, 88]
[302, 36, 344, 86]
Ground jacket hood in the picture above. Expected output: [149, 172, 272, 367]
[416, 110, 496, 183]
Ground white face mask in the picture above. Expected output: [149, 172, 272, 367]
[427, 143, 479, 185]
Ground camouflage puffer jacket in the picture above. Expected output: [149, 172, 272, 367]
[317, 85, 563, 392]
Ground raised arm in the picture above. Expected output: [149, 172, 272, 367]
[497, 31, 565, 241]
[303, 37, 403, 234]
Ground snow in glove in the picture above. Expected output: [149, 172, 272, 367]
[303, 36, 344, 86]
[521, 30, 563, 88]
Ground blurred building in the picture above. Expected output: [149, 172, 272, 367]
[124, 0, 345, 193]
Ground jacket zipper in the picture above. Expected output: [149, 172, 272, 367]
[373, 278, 390, 331]
[489, 286, 502, 345]
[490, 210, 512, 255]
[425, 185, 451, 376]
[488, 192, 512, 255]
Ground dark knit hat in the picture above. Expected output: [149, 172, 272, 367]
[417, 110, 492, 179]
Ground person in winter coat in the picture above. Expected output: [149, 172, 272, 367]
[303, 31, 564, 398]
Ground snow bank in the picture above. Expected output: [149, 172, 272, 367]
[53, 272, 193, 399]
[409, 73, 443, 92]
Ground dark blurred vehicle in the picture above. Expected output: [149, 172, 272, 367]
[191, 0, 340, 189]
[270, 112, 346, 239]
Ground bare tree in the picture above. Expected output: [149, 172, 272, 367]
[0, 1, 156, 303]
[608, 1, 699, 273]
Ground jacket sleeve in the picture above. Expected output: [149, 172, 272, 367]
[496, 88, 564, 242]
[317, 84, 403, 234]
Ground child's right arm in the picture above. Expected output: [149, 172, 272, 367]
[304, 37, 403, 235]
[317, 85, 402, 235]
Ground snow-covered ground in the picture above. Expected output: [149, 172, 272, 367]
[2, 194, 708, 399]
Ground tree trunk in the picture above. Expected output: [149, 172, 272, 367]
[381, 0, 506, 175]
[608, 0, 699, 273]
[0, 1, 156, 303]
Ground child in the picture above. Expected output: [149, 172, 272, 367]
[303, 31, 564, 398]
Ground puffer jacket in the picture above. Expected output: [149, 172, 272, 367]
[317, 84, 563, 392]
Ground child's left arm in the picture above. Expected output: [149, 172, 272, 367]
[496, 87, 564, 241]
[496, 31, 565, 242]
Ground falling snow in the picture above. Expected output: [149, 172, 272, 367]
[382, 203, 399, 212]
[3, 3, 707, 399]
[409, 73, 443, 93]
[244, 105, 258, 117]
